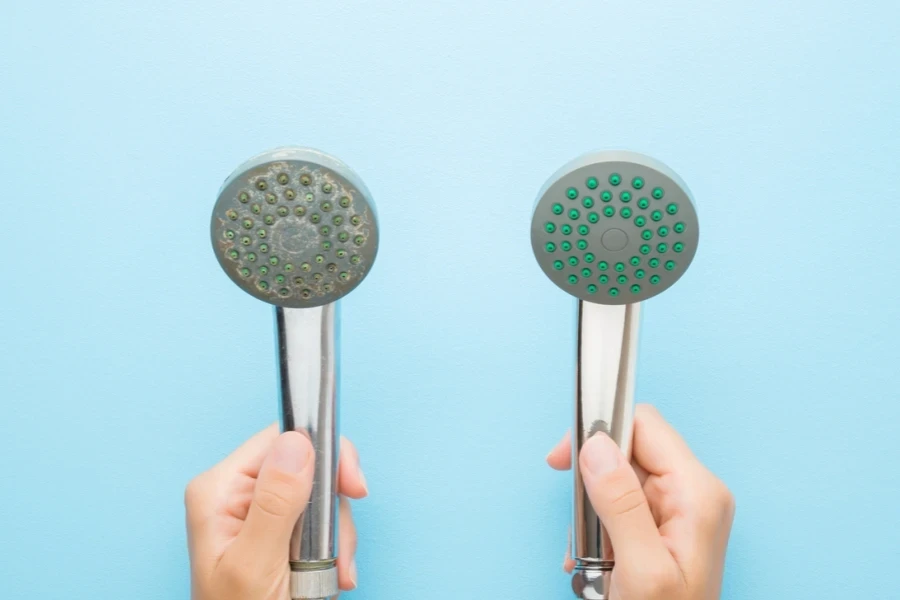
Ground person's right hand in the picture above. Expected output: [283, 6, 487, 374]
[185, 426, 367, 600]
[546, 404, 735, 600]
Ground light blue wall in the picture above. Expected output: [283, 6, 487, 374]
[2, 1, 898, 598]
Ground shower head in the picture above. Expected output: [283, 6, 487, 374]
[210, 146, 378, 600]
[530, 150, 698, 304]
[532, 150, 700, 600]
[211, 146, 379, 308]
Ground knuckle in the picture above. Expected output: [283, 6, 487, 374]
[254, 481, 297, 518]
[694, 475, 736, 526]
[717, 481, 736, 514]
[608, 484, 648, 518]
[184, 474, 208, 510]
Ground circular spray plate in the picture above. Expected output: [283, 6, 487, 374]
[531, 152, 699, 304]
[211, 149, 378, 308]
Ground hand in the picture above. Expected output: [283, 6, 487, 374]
[546, 404, 735, 600]
[185, 425, 368, 600]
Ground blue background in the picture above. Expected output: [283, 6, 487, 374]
[2, 1, 898, 598]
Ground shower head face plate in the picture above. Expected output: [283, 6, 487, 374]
[212, 147, 379, 308]
[531, 151, 699, 305]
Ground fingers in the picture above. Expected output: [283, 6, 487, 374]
[632, 404, 696, 476]
[632, 460, 650, 487]
[221, 422, 280, 477]
[563, 528, 575, 573]
[232, 432, 314, 567]
[547, 406, 698, 477]
[579, 432, 673, 567]
[546, 431, 572, 470]
[337, 437, 365, 590]
[338, 436, 369, 499]
[337, 497, 358, 590]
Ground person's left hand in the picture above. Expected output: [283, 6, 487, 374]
[185, 424, 368, 600]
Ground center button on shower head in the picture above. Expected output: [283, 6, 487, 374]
[276, 221, 315, 254]
[601, 228, 628, 251]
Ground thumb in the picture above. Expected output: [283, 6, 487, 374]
[235, 431, 315, 567]
[579, 433, 670, 566]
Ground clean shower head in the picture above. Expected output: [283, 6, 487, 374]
[532, 150, 700, 600]
[531, 150, 698, 304]
[211, 146, 379, 307]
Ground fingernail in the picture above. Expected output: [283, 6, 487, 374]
[271, 432, 312, 474]
[358, 465, 369, 495]
[349, 559, 358, 589]
[581, 433, 620, 476]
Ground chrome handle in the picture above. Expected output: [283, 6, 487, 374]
[571, 300, 641, 600]
[275, 305, 340, 600]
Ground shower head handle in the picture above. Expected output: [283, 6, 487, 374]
[278, 304, 340, 600]
[571, 300, 641, 600]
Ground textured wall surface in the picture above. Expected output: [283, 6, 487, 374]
[1, 1, 898, 598]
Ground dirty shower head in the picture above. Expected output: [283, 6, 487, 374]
[211, 147, 379, 309]
[530, 151, 699, 305]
